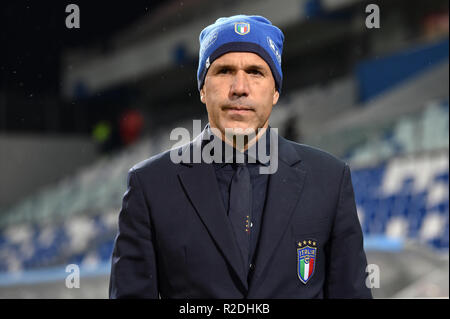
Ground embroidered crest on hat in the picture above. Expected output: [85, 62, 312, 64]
[234, 22, 250, 35]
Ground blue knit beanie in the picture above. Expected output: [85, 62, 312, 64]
[197, 15, 284, 93]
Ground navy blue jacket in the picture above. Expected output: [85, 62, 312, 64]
[109, 127, 372, 298]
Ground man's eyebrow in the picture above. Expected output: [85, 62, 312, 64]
[212, 63, 267, 71]
[245, 64, 268, 72]
[212, 63, 235, 70]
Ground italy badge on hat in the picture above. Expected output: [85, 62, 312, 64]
[235, 22, 250, 35]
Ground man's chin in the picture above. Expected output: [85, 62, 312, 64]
[219, 120, 254, 133]
[223, 126, 257, 138]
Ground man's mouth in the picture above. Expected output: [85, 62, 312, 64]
[223, 106, 255, 113]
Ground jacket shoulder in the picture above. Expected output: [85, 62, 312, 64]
[283, 138, 347, 170]
[129, 147, 181, 176]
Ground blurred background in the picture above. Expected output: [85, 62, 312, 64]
[0, 0, 448, 298]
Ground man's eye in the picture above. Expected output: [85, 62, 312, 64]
[218, 68, 230, 74]
[249, 69, 263, 75]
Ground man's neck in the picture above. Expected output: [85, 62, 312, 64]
[210, 125, 269, 152]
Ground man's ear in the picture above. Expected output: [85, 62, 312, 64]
[200, 88, 206, 104]
[272, 89, 280, 106]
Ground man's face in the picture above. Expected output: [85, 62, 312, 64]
[200, 52, 279, 138]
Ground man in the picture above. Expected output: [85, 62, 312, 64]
[109, 15, 372, 299]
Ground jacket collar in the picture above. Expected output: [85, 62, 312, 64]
[179, 124, 301, 168]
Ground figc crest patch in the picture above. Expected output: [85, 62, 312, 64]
[297, 240, 317, 284]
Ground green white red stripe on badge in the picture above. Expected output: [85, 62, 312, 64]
[238, 25, 248, 33]
[299, 256, 315, 281]
[297, 243, 317, 284]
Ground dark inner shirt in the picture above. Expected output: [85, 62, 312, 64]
[202, 125, 271, 275]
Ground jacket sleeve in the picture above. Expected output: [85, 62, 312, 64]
[324, 164, 373, 298]
[109, 168, 159, 298]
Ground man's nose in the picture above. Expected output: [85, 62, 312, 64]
[230, 71, 249, 98]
